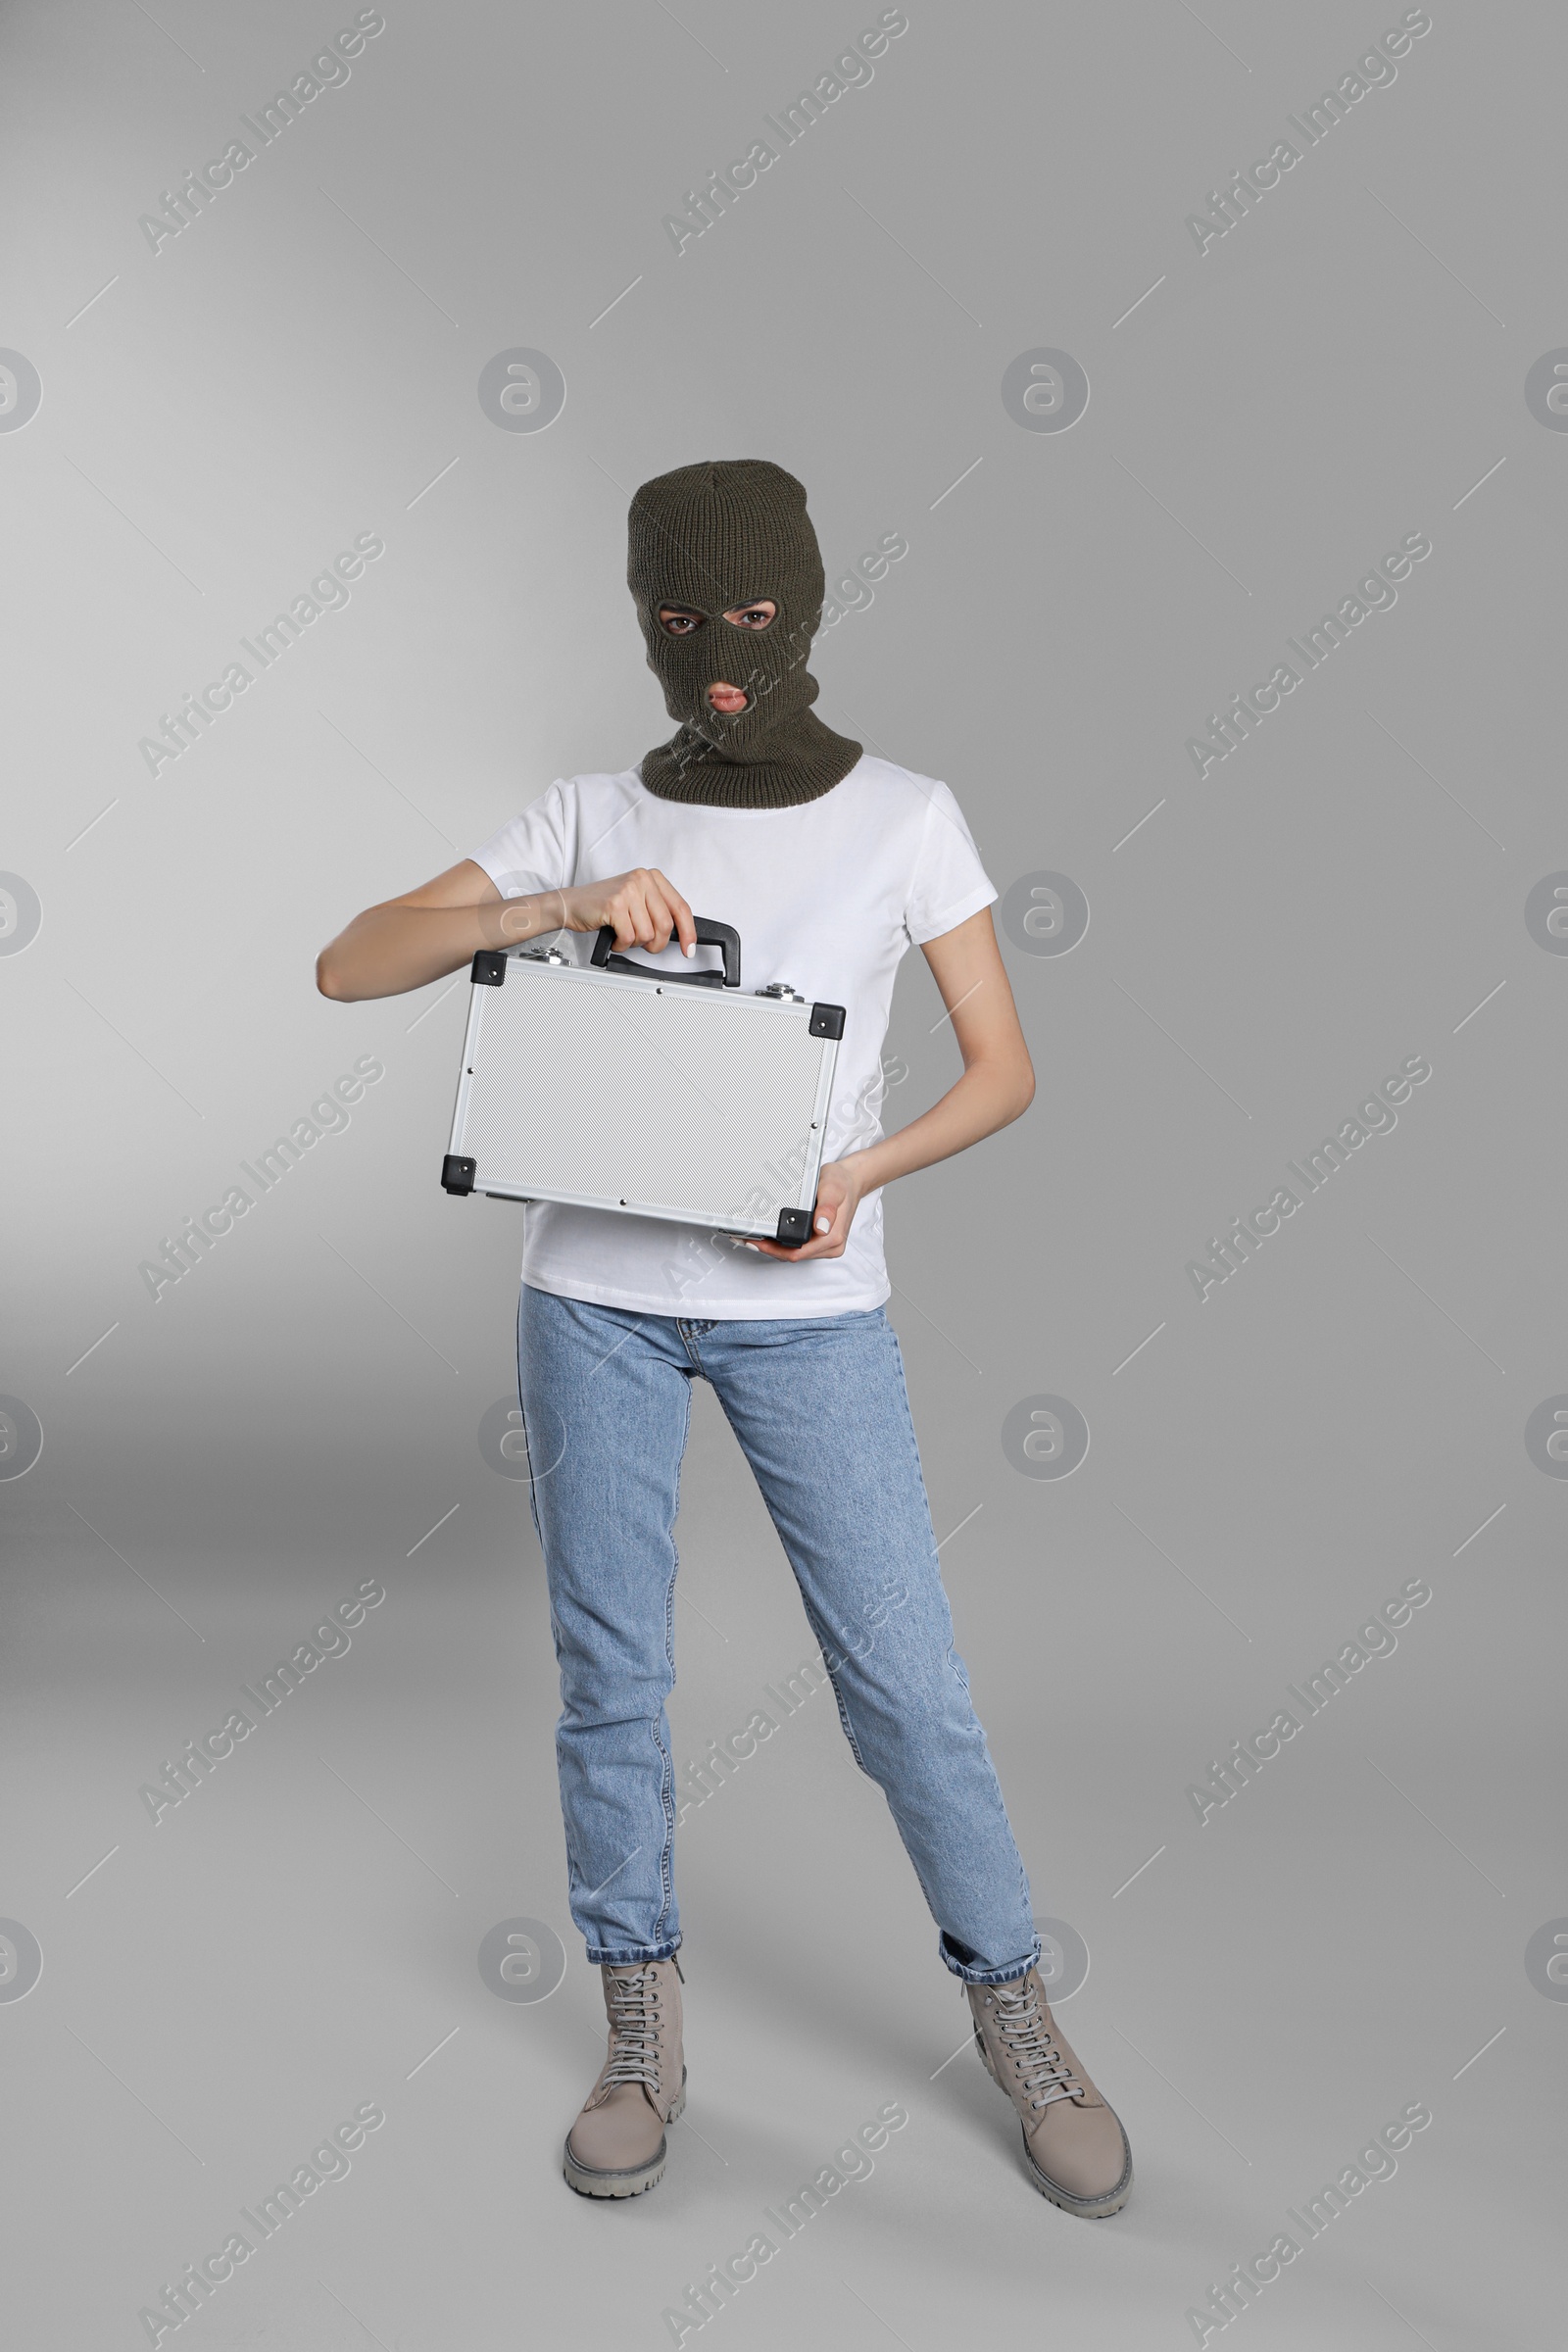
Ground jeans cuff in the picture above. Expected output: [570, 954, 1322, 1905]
[585, 1935, 682, 1968]
[938, 1930, 1041, 1988]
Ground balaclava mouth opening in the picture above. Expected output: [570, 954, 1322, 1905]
[627, 458, 862, 808]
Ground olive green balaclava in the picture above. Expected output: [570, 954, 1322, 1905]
[627, 458, 862, 808]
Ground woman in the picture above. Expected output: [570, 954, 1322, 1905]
[316, 459, 1132, 2218]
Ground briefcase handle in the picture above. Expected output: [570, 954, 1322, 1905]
[590, 915, 741, 989]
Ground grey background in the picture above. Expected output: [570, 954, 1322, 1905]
[2, 0, 1562, 2343]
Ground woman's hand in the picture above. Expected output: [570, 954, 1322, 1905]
[743, 907, 1036, 1263]
[317, 860, 697, 1000]
[746, 1157, 865, 1260]
[542, 867, 696, 956]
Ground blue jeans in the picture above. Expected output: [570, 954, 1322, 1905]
[514, 1284, 1040, 1987]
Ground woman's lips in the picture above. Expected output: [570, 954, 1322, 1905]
[706, 684, 748, 715]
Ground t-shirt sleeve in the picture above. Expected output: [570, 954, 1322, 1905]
[467, 781, 574, 902]
[904, 779, 998, 945]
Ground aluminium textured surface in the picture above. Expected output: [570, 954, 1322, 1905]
[451, 959, 836, 1228]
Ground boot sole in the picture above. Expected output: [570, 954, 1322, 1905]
[562, 2070, 687, 2199]
[973, 2028, 1133, 2218]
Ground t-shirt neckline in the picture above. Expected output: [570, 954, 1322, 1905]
[624, 755, 868, 819]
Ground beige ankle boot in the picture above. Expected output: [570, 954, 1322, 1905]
[563, 1955, 686, 2197]
[966, 1967, 1132, 2216]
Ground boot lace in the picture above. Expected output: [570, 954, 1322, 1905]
[991, 1978, 1081, 2112]
[601, 1967, 664, 2095]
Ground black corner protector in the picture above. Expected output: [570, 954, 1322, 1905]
[776, 1206, 812, 1245]
[808, 1002, 846, 1040]
[470, 951, 507, 986]
[442, 1154, 476, 1196]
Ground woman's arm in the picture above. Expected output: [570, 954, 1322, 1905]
[316, 860, 698, 1002]
[748, 905, 1034, 1260]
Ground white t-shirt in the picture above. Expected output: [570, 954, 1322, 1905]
[466, 754, 996, 1317]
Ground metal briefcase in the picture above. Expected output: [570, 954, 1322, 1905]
[441, 918, 845, 1246]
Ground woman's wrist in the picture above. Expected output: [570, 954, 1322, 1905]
[484, 889, 569, 949]
[839, 1144, 887, 1196]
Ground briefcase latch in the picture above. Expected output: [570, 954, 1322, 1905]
[756, 981, 805, 1002]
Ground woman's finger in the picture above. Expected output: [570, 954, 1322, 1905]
[613, 889, 649, 948]
[643, 883, 678, 954]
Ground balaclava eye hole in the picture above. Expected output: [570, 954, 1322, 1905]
[627, 459, 861, 809]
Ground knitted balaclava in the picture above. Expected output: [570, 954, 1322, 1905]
[627, 458, 861, 808]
